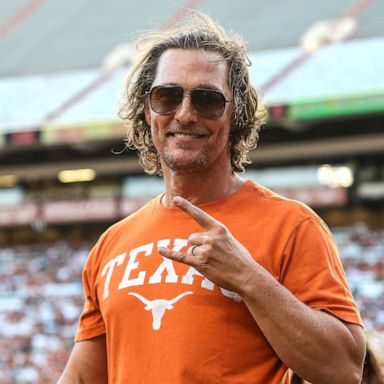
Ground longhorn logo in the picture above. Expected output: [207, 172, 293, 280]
[128, 291, 193, 330]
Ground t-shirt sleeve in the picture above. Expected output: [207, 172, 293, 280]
[75, 243, 106, 341]
[279, 216, 363, 326]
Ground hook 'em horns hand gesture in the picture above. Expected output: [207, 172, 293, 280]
[158, 196, 258, 295]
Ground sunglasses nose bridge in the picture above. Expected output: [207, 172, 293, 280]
[177, 90, 193, 107]
[174, 90, 198, 120]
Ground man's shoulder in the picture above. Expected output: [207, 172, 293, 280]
[243, 179, 318, 221]
[98, 197, 158, 241]
[113, 197, 157, 228]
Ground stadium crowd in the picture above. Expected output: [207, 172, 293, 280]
[0, 222, 383, 383]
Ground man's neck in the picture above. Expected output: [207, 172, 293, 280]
[161, 166, 244, 207]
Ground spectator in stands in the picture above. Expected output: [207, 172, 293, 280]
[0, 242, 86, 383]
[57, 11, 365, 384]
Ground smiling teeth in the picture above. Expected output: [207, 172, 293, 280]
[173, 133, 199, 138]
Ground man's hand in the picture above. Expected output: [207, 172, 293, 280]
[158, 196, 257, 294]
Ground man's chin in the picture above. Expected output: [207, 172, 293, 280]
[163, 155, 208, 172]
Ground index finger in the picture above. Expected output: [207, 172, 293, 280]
[173, 196, 223, 230]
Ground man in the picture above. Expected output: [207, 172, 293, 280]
[58, 12, 365, 384]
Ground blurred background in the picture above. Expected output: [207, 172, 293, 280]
[0, 0, 383, 382]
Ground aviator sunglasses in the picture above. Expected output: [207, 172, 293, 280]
[147, 85, 231, 120]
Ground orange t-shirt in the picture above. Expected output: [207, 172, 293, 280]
[76, 180, 362, 384]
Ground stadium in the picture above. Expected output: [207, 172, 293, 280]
[0, 0, 383, 382]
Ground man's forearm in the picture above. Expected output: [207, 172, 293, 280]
[57, 336, 108, 384]
[239, 263, 365, 384]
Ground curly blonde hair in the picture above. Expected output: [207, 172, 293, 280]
[118, 12, 266, 175]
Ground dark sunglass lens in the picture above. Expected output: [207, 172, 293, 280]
[150, 87, 183, 114]
[192, 89, 226, 119]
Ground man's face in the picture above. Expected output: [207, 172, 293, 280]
[144, 49, 233, 174]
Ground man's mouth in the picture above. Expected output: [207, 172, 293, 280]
[167, 131, 206, 139]
[172, 133, 203, 138]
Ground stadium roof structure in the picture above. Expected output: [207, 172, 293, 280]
[1, 0, 383, 76]
[1, 0, 383, 132]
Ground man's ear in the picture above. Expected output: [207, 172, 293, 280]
[144, 101, 151, 126]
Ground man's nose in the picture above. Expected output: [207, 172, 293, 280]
[174, 93, 198, 124]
